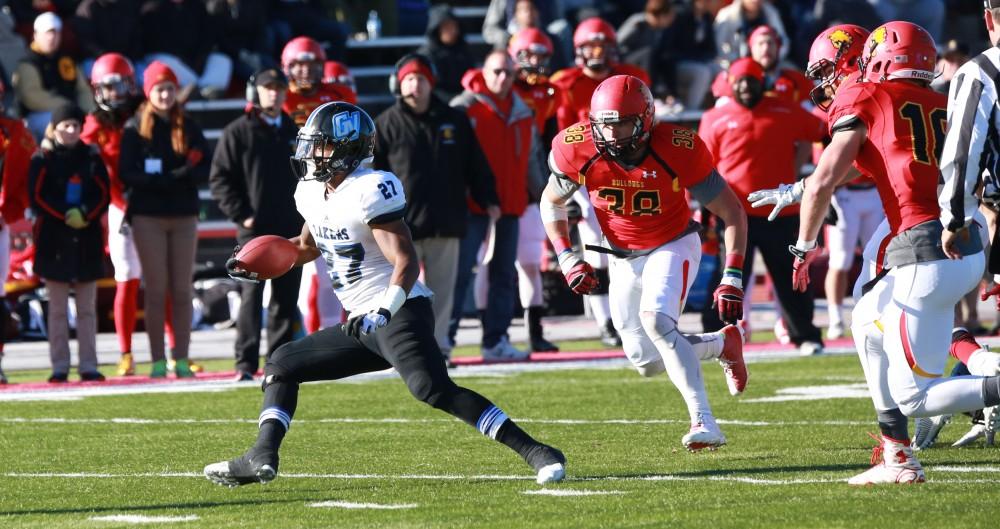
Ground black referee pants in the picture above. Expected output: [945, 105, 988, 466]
[234, 266, 303, 374]
[744, 215, 823, 345]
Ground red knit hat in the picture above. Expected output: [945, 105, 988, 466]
[143, 60, 178, 97]
[728, 57, 764, 83]
[396, 56, 436, 87]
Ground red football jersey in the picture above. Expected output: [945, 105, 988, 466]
[283, 83, 358, 128]
[827, 79, 946, 234]
[550, 121, 714, 250]
[550, 64, 651, 131]
[81, 114, 125, 209]
[513, 79, 559, 133]
[699, 97, 825, 217]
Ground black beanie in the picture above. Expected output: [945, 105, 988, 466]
[50, 103, 85, 127]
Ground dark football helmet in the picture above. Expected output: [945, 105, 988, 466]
[290, 101, 375, 183]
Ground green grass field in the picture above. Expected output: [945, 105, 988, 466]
[1, 352, 997, 528]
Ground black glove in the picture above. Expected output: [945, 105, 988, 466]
[342, 308, 392, 338]
[225, 245, 259, 283]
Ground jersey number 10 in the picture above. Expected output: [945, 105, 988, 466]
[898, 102, 946, 167]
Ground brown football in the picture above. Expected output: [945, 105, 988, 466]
[234, 235, 298, 280]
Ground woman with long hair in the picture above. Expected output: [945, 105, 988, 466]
[119, 61, 209, 378]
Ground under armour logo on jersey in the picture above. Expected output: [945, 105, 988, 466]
[641, 170, 657, 179]
[331, 110, 360, 141]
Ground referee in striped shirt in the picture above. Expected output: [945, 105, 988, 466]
[940, 1, 1000, 300]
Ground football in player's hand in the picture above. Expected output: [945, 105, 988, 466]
[233, 235, 298, 280]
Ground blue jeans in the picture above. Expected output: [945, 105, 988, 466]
[449, 214, 519, 348]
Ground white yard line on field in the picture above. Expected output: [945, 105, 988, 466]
[524, 489, 627, 496]
[0, 417, 873, 427]
[308, 501, 418, 509]
[88, 514, 199, 523]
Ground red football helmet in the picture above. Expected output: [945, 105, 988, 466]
[282, 36, 326, 90]
[806, 24, 870, 110]
[859, 21, 936, 84]
[508, 27, 554, 82]
[323, 61, 356, 94]
[589, 75, 654, 158]
[573, 17, 617, 72]
[90, 52, 137, 111]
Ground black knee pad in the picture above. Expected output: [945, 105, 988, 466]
[591, 268, 610, 296]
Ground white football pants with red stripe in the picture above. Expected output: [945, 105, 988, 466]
[851, 252, 988, 417]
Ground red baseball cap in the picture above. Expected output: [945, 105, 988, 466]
[728, 57, 764, 83]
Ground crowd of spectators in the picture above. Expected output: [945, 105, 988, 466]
[0, 0, 990, 383]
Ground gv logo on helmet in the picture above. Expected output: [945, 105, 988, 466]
[331, 110, 360, 141]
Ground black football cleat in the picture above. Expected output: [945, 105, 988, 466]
[204, 448, 279, 488]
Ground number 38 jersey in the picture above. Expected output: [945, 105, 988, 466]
[549, 121, 717, 250]
[294, 167, 432, 313]
[827, 80, 946, 235]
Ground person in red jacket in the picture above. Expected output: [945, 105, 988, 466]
[449, 50, 544, 361]
[281, 37, 356, 127]
[549, 17, 650, 348]
[711, 25, 813, 107]
[0, 79, 36, 384]
[699, 57, 826, 356]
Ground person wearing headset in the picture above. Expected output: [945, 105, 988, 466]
[372, 53, 500, 365]
[208, 68, 303, 381]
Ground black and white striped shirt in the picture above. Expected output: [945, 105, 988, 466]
[938, 46, 1000, 231]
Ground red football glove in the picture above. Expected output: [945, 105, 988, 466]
[982, 282, 1000, 311]
[558, 250, 599, 295]
[713, 278, 744, 324]
[789, 244, 819, 293]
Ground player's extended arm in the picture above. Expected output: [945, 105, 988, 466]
[340, 218, 420, 338]
[539, 175, 599, 295]
[747, 165, 863, 221]
[290, 222, 322, 267]
[703, 181, 748, 323]
[791, 124, 866, 292]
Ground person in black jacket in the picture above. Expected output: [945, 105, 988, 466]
[417, 5, 477, 103]
[119, 61, 208, 378]
[28, 104, 110, 383]
[209, 68, 302, 381]
[373, 54, 499, 363]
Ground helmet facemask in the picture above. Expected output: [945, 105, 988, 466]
[590, 110, 646, 160]
[94, 74, 135, 112]
[291, 126, 368, 183]
[577, 42, 614, 72]
[514, 45, 552, 85]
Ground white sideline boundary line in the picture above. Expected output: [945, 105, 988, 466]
[0, 417, 873, 427]
[5, 466, 998, 485]
[89, 514, 199, 523]
[309, 501, 418, 509]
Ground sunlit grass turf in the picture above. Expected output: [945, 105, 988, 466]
[2, 353, 996, 529]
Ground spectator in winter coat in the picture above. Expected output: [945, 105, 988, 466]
[73, 0, 144, 67]
[209, 68, 302, 381]
[27, 104, 110, 383]
[12, 13, 95, 140]
[713, 0, 788, 66]
[139, 0, 233, 99]
[373, 53, 499, 362]
[119, 61, 208, 378]
[417, 4, 477, 103]
[450, 50, 544, 362]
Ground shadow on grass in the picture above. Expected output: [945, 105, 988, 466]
[0, 496, 312, 517]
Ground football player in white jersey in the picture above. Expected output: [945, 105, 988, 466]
[204, 102, 566, 487]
